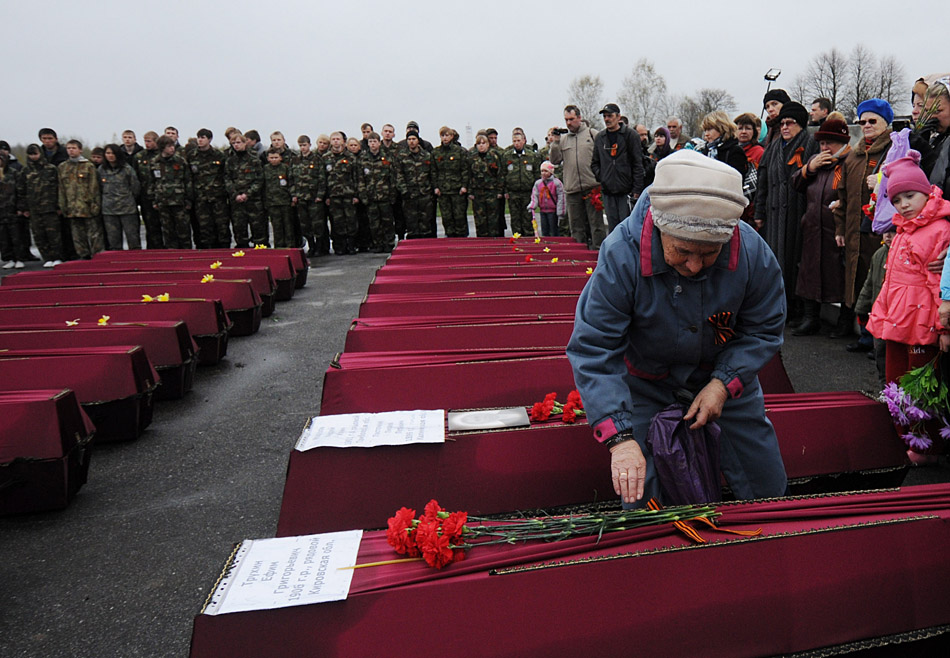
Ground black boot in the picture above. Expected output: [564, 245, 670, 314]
[792, 300, 821, 336]
[829, 305, 855, 339]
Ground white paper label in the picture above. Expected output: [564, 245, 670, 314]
[204, 530, 363, 615]
[295, 409, 445, 450]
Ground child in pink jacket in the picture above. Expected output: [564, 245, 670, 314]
[867, 153, 950, 385]
[527, 161, 565, 237]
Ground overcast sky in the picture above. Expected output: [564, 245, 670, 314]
[4, 0, 944, 149]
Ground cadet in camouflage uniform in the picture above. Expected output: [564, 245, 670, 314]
[312, 135, 332, 255]
[99, 145, 141, 250]
[189, 128, 231, 248]
[395, 131, 434, 239]
[486, 129, 509, 235]
[469, 135, 504, 237]
[357, 132, 396, 252]
[134, 132, 165, 249]
[17, 144, 62, 264]
[58, 140, 104, 259]
[150, 135, 193, 249]
[0, 154, 20, 267]
[262, 149, 297, 248]
[502, 131, 542, 236]
[432, 126, 470, 238]
[295, 136, 327, 256]
[225, 133, 265, 247]
[325, 132, 360, 255]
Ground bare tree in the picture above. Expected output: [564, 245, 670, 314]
[876, 55, 908, 113]
[842, 44, 877, 119]
[799, 48, 848, 110]
[791, 74, 811, 108]
[616, 58, 668, 129]
[675, 96, 704, 138]
[675, 88, 738, 135]
[566, 75, 605, 130]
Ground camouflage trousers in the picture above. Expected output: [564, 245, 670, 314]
[29, 211, 63, 262]
[402, 195, 433, 239]
[103, 213, 142, 250]
[297, 199, 328, 255]
[69, 216, 106, 259]
[267, 205, 296, 248]
[495, 193, 508, 236]
[507, 191, 533, 236]
[140, 197, 164, 249]
[157, 205, 193, 249]
[328, 197, 358, 253]
[438, 192, 469, 238]
[230, 197, 265, 247]
[365, 201, 395, 252]
[0, 217, 21, 262]
[471, 192, 501, 237]
[195, 195, 232, 249]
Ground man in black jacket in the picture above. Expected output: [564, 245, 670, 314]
[592, 103, 644, 233]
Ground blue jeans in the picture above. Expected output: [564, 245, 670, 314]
[540, 212, 558, 237]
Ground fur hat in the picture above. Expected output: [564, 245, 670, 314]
[814, 117, 851, 144]
[884, 152, 931, 198]
[778, 102, 809, 129]
[763, 89, 791, 108]
[856, 98, 894, 125]
[650, 150, 747, 244]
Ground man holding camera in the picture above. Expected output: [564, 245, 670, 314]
[549, 104, 606, 249]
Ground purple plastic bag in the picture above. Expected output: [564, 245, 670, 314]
[872, 128, 912, 234]
[646, 404, 722, 505]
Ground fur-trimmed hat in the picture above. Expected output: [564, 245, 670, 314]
[650, 150, 747, 244]
[763, 89, 791, 108]
[778, 102, 809, 129]
[814, 117, 851, 144]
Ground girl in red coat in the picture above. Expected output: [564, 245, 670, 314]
[867, 153, 950, 385]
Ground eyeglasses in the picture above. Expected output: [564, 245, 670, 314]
[779, 119, 798, 127]
[857, 118, 878, 125]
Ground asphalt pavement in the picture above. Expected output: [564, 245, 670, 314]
[1, 246, 948, 658]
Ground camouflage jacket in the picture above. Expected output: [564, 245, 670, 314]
[187, 147, 228, 197]
[294, 152, 327, 201]
[16, 159, 59, 214]
[501, 148, 542, 193]
[469, 150, 503, 194]
[225, 149, 263, 200]
[149, 153, 193, 207]
[358, 150, 397, 204]
[325, 150, 359, 199]
[395, 148, 433, 199]
[261, 147, 299, 167]
[58, 158, 101, 217]
[0, 168, 17, 221]
[134, 148, 159, 198]
[98, 163, 140, 215]
[431, 143, 470, 193]
[262, 162, 295, 207]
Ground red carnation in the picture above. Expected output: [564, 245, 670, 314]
[562, 402, 577, 424]
[386, 507, 419, 556]
[529, 402, 546, 421]
[567, 390, 584, 409]
[422, 499, 443, 523]
[525, 255, 534, 262]
[441, 511, 468, 543]
[417, 526, 456, 569]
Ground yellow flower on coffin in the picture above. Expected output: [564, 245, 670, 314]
[586, 267, 594, 275]
[156, 293, 170, 302]
[550, 257, 559, 263]
[232, 250, 245, 257]
[534, 237, 541, 244]
[210, 261, 223, 269]
[98, 315, 110, 326]
[512, 232, 521, 240]
[254, 244, 268, 250]
[141, 294, 154, 302]
[543, 247, 551, 253]
[201, 274, 214, 283]
[65, 319, 79, 326]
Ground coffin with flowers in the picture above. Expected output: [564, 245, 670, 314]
[193, 485, 950, 658]
[0, 322, 196, 400]
[0, 347, 158, 442]
[368, 276, 588, 295]
[344, 318, 577, 352]
[357, 292, 581, 318]
[381, 253, 596, 266]
[86, 250, 300, 299]
[391, 236, 578, 250]
[0, 300, 229, 365]
[5, 267, 277, 317]
[0, 282, 261, 337]
[0, 389, 95, 515]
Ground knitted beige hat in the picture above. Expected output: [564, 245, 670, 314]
[650, 150, 748, 244]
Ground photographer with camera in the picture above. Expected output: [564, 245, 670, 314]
[549, 105, 606, 249]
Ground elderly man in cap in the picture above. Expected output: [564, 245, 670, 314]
[567, 150, 788, 507]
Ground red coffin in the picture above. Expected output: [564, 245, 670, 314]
[0, 282, 261, 337]
[367, 276, 588, 294]
[195, 486, 950, 658]
[344, 319, 576, 352]
[357, 293, 580, 318]
[279, 391, 904, 537]
[0, 389, 94, 514]
[0, 347, 158, 442]
[391, 236, 579, 250]
[381, 254, 597, 266]
[374, 263, 594, 276]
[0, 322, 196, 400]
[0, 300, 229, 365]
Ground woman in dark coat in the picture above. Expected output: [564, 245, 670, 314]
[788, 115, 851, 335]
[754, 101, 819, 320]
[698, 111, 748, 177]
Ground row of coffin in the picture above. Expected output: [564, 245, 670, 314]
[190, 237, 950, 658]
[0, 247, 309, 515]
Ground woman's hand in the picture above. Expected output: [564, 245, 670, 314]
[939, 300, 950, 331]
[940, 333, 950, 353]
[927, 246, 948, 274]
[684, 379, 729, 430]
[835, 235, 845, 248]
[610, 440, 646, 504]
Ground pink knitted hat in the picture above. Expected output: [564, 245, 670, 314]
[884, 152, 931, 198]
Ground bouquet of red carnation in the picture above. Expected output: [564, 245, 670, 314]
[529, 390, 586, 424]
[583, 186, 604, 212]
